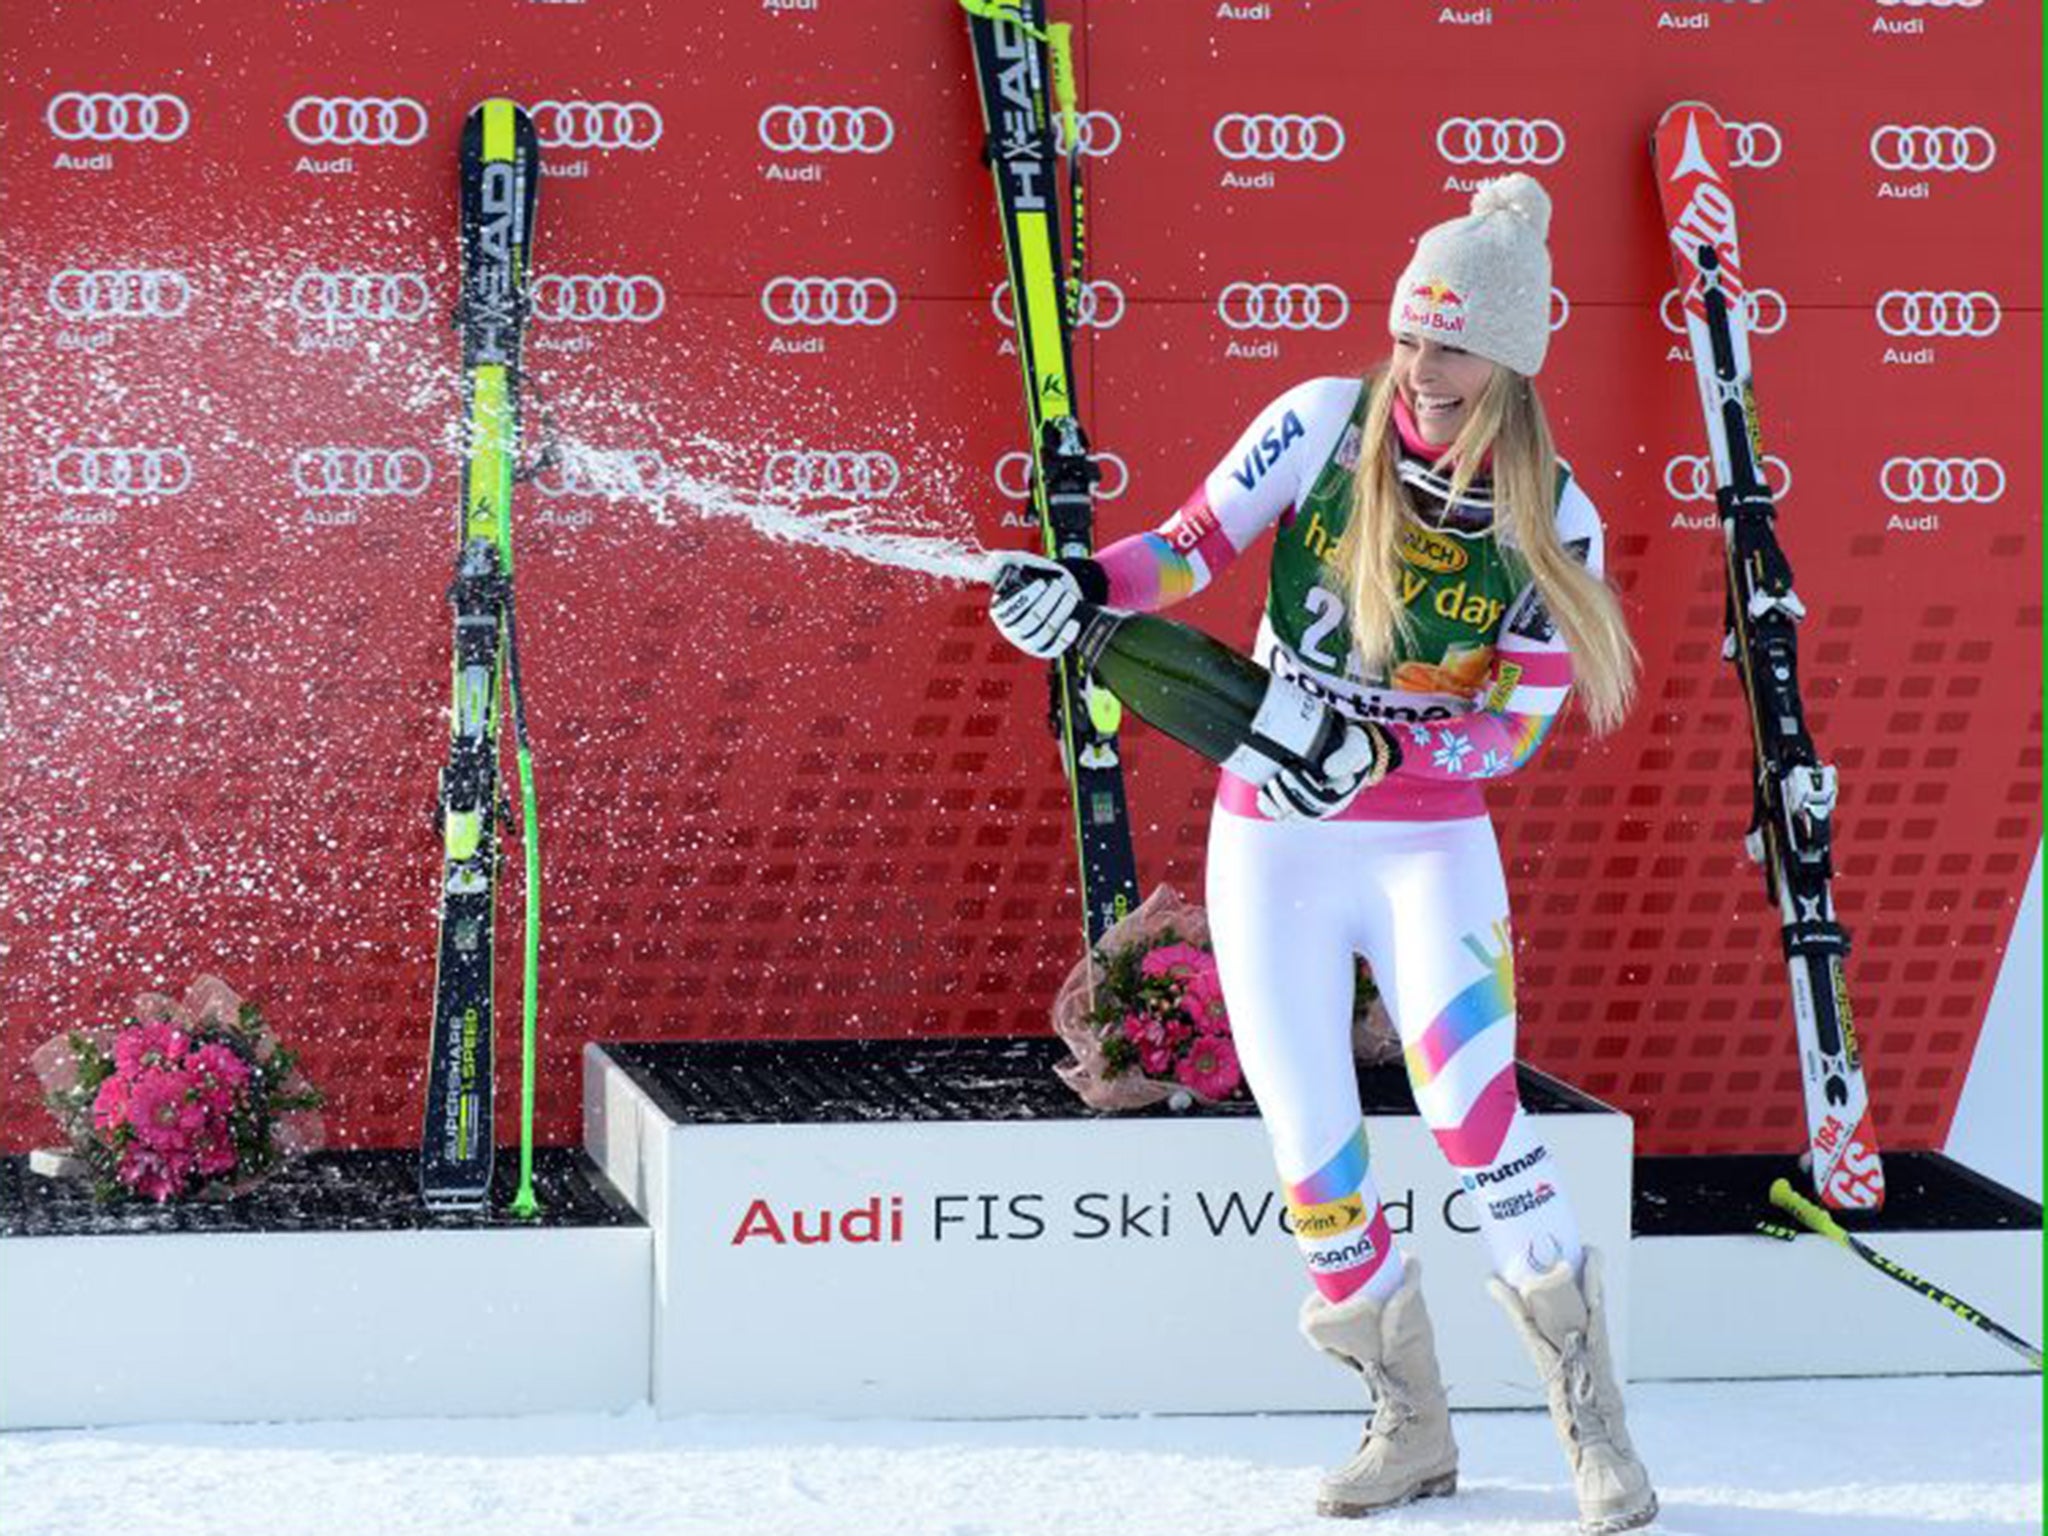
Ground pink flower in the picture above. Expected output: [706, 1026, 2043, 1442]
[117, 1142, 197, 1202]
[125, 1067, 207, 1153]
[187, 1042, 250, 1113]
[1140, 943, 1208, 983]
[1139, 1043, 1174, 1076]
[91, 1072, 131, 1131]
[1176, 1035, 1243, 1100]
[113, 1020, 188, 1077]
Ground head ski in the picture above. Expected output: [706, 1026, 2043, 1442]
[422, 98, 545, 1214]
[1653, 101, 1883, 1211]
[961, 0, 1141, 946]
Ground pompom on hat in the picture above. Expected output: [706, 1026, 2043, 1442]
[1388, 174, 1554, 377]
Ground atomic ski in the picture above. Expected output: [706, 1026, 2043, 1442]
[962, 0, 1141, 946]
[422, 98, 545, 1215]
[1654, 101, 1883, 1211]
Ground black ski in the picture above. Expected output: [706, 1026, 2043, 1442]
[962, 0, 1141, 946]
[422, 99, 544, 1212]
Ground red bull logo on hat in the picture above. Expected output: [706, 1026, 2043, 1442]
[1400, 277, 1468, 338]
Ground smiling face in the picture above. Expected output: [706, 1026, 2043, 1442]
[1390, 335, 1499, 447]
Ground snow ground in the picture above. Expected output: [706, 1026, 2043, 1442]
[0, 1375, 2037, 1536]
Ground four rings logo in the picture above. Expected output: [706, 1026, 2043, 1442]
[1550, 287, 1570, 332]
[287, 96, 428, 147]
[532, 100, 662, 151]
[1880, 457, 2004, 503]
[1436, 117, 1566, 165]
[1055, 110, 1123, 158]
[1725, 121, 1784, 170]
[49, 446, 190, 496]
[993, 279, 1125, 331]
[1875, 290, 2001, 338]
[535, 448, 669, 499]
[996, 450, 1128, 501]
[1661, 286, 1788, 336]
[758, 104, 894, 155]
[290, 270, 432, 324]
[1876, 0, 1982, 7]
[46, 92, 189, 142]
[1213, 114, 1345, 163]
[292, 447, 432, 498]
[761, 276, 898, 327]
[1665, 454, 1791, 501]
[48, 268, 192, 321]
[1869, 124, 1996, 173]
[762, 450, 902, 501]
[534, 273, 667, 324]
[1218, 282, 1350, 332]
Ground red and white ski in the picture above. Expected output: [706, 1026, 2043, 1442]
[1653, 101, 1884, 1211]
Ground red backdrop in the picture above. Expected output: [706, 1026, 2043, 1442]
[1, 0, 2039, 1156]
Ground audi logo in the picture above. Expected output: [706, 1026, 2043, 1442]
[532, 99, 662, 151]
[1725, 120, 1785, 170]
[1550, 287, 1570, 332]
[1054, 110, 1122, 158]
[48, 268, 192, 321]
[1216, 281, 1349, 332]
[1435, 117, 1566, 166]
[757, 104, 894, 155]
[1869, 124, 1996, 174]
[1212, 113, 1345, 163]
[761, 276, 898, 328]
[761, 450, 902, 502]
[992, 279, 1126, 331]
[292, 447, 433, 498]
[1876, 0, 1981, 7]
[45, 91, 189, 143]
[995, 450, 1128, 502]
[1880, 457, 2004, 504]
[1874, 290, 2001, 338]
[1661, 286, 1788, 336]
[289, 270, 432, 324]
[533, 274, 666, 324]
[535, 448, 669, 499]
[1665, 455, 1792, 502]
[49, 446, 191, 497]
[287, 96, 428, 147]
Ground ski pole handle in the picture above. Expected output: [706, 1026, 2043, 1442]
[1768, 1177, 1849, 1246]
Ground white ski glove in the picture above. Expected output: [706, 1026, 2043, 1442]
[1256, 718, 1399, 821]
[989, 552, 1087, 660]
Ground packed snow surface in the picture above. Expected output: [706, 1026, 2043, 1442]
[1, 1375, 2037, 1536]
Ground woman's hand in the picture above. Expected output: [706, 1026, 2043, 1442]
[1256, 719, 1400, 821]
[988, 553, 1087, 660]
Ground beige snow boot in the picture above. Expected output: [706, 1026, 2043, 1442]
[1489, 1248, 1658, 1535]
[1299, 1259, 1459, 1518]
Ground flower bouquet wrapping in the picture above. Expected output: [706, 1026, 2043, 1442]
[31, 975, 326, 1204]
[1051, 886, 1398, 1112]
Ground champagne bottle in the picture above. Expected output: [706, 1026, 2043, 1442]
[1068, 603, 1395, 786]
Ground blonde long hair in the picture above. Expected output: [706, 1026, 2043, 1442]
[1328, 366, 1637, 735]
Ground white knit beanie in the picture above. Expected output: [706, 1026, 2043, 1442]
[1388, 174, 1554, 377]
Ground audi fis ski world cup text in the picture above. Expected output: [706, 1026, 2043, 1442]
[726, 1177, 1529, 1250]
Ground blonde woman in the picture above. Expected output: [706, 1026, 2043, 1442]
[990, 176, 1657, 1533]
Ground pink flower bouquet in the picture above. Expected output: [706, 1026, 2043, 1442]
[1051, 887, 1396, 1112]
[31, 975, 325, 1204]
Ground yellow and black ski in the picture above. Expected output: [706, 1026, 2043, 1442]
[422, 99, 544, 1214]
[962, 0, 1140, 946]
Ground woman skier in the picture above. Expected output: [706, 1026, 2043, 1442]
[989, 175, 1658, 1534]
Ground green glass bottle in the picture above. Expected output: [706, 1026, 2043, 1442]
[1070, 604, 1353, 783]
